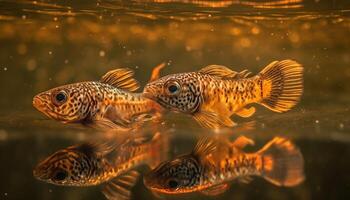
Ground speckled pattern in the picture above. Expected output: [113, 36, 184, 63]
[143, 60, 303, 128]
[144, 136, 304, 195]
[33, 81, 162, 127]
[33, 133, 166, 186]
[144, 72, 261, 113]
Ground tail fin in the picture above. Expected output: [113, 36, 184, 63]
[148, 132, 170, 169]
[258, 137, 304, 187]
[258, 60, 303, 112]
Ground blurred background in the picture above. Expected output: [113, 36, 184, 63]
[0, 0, 349, 199]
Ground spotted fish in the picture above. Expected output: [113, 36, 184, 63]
[144, 136, 304, 196]
[143, 60, 303, 129]
[33, 64, 166, 130]
[33, 132, 168, 200]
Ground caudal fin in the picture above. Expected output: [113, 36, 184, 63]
[258, 60, 303, 112]
[258, 137, 304, 187]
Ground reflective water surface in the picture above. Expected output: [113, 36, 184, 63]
[0, 0, 350, 200]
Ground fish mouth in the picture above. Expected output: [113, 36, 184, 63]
[33, 96, 44, 110]
[32, 96, 74, 122]
[32, 96, 55, 119]
[143, 174, 167, 193]
[33, 167, 49, 181]
[142, 89, 156, 100]
[33, 169, 42, 179]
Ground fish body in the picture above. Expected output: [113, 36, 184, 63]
[33, 68, 163, 129]
[33, 132, 167, 187]
[143, 60, 303, 128]
[144, 136, 304, 195]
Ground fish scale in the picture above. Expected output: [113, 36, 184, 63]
[33, 67, 164, 130]
[143, 59, 303, 128]
[33, 132, 168, 188]
[144, 136, 304, 196]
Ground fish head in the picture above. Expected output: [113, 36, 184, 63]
[33, 83, 90, 122]
[33, 148, 94, 186]
[143, 73, 202, 114]
[144, 155, 202, 194]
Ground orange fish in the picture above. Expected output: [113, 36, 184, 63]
[144, 136, 304, 195]
[33, 132, 168, 200]
[33, 63, 166, 130]
[143, 60, 303, 128]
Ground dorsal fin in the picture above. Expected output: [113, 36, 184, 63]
[237, 69, 252, 78]
[192, 137, 218, 158]
[198, 65, 238, 78]
[69, 141, 117, 158]
[100, 68, 140, 92]
[149, 62, 166, 82]
[199, 65, 252, 79]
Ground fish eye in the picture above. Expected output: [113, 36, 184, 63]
[165, 81, 181, 95]
[53, 170, 68, 181]
[168, 179, 179, 189]
[52, 91, 67, 106]
[168, 85, 178, 93]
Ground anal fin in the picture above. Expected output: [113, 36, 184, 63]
[236, 106, 256, 118]
[200, 184, 229, 196]
[91, 118, 130, 131]
[102, 170, 140, 200]
[193, 110, 236, 129]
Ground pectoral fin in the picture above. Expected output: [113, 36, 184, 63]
[102, 170, 140, 200]
[200, 184, 229, 196]
[232, 136, 255, 149]
[193, 110, 236, 129]
[236, 106, 256, 118]
[103, 105, 131, 125]
[100, 68, 140, 92]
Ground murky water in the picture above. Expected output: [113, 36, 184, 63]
[0, 0, 350, 199]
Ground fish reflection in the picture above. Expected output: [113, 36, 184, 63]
[33, 63, 166, 130]
[144, 136, 304, 196]
[33, 131, 169, 200]
[143, 60, 303, 129]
